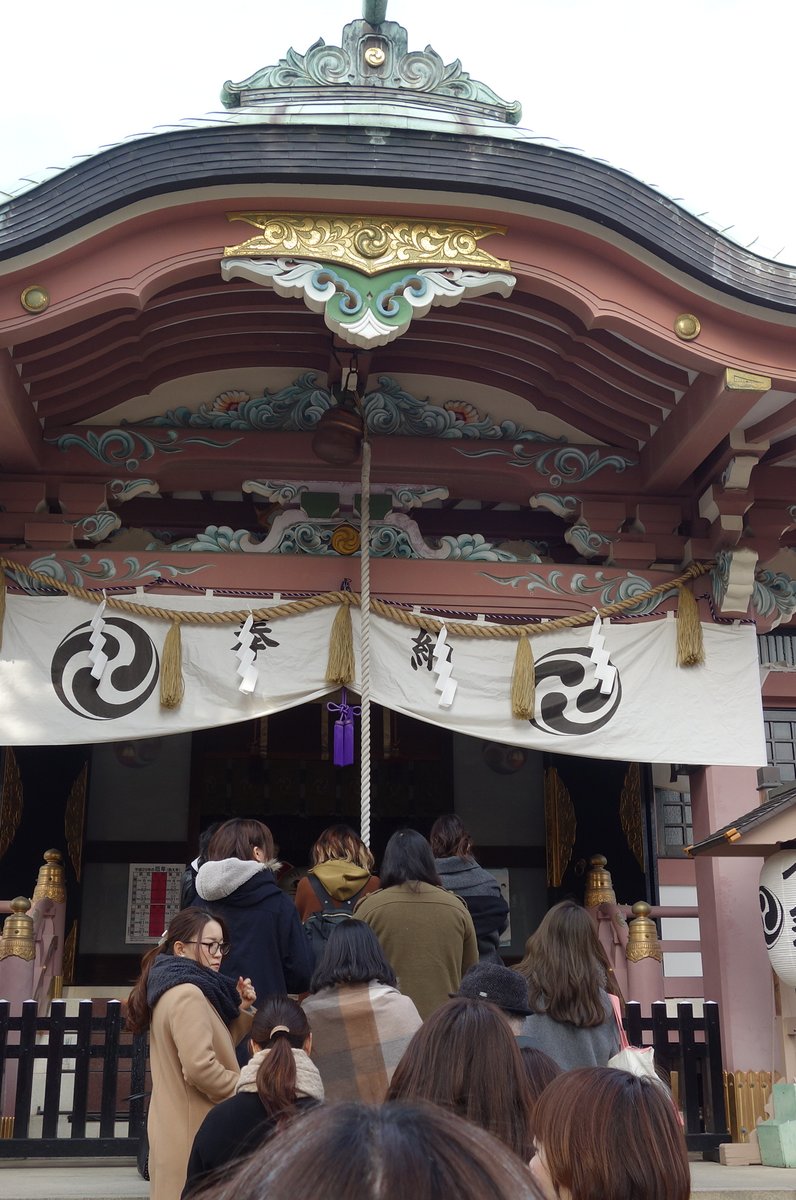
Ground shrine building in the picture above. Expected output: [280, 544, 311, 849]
[0, 1, 795, 1083]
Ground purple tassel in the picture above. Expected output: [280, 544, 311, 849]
[327, 688, 361, 767]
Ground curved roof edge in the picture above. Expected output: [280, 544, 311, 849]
[1, 122, 796, 313]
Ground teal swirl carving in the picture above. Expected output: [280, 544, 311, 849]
[482, 569, 669, 616]
[752, 569, 796, 624]
[456, 441, 637, 483]
[165, 526, 255, 553]
[6, 555, 207, 594]
[154, 521, 534, 562]
[142, 373, 561, 444]
[45, 428, 242, 472]
[145, 374, 334, 431]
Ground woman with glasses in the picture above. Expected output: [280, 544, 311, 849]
[126, 907, 257, 1200]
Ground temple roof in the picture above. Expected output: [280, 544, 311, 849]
[687, 785, 796, 857]
[220, 12, 522, 125]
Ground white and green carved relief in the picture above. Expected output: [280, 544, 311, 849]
[220, 258, 516, 348]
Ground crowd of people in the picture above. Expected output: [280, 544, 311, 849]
[128, 817, 691, 1200]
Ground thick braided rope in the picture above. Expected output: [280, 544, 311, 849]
[0, 556, 712, 636]
[359, 441, 372, 848]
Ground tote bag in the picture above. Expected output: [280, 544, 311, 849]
[606, 994, 659, 1081]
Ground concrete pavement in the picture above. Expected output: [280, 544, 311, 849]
[1, 1160, 796, 1198]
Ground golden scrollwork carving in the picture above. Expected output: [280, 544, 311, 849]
[619, 762, 644, 870]
[62, 919, 78, 986]
[64, 763, 88, 882]
[33, 849, 66, 904]
[0, 747, 23, 862]
[224, 212, 510, 277]
[544, 766, 576, 888]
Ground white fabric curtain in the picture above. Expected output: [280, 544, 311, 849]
[0, 594, 766, 766]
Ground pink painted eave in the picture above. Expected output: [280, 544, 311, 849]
[2, 198, 796, 380]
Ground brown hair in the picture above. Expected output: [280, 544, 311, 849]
[208, 818, 274, 863]
[533, 1067, 690, 1200]
[311, 824, 374, 872]
[195, 1100, 545, 1200]
[515, 899, 607, 1027]
[429, 814, 473, 860]
[250, 996, 311, 1120]
[386, 998, 535, 1161]
[518, 1046, 561, 1105]
[125, 907, 226, 1034]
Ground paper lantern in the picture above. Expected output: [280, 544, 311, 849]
[759, 851, 796, 988]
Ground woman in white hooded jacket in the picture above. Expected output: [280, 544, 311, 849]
[195, 819, 313, 1003]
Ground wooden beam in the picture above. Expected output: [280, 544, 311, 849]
[747, 395, 796, 442]
[0, 348, 44, 470]
[762, 433, 796, 466]
[640, 368, 771, 493]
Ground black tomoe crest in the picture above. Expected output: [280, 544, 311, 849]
[530, 646, 621, 736]
[759, 885, 784, 949]
[51, 618, 159, 720]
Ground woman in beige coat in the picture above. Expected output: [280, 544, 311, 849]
[127, 907, 256, 1200]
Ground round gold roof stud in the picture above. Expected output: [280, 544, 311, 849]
[674, 312, 701, 341]
[20, 285, 50, 314]
[364, 45, 386, 67]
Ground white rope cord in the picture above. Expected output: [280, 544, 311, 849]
[359, 438, 372, 848]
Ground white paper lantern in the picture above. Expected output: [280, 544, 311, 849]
[759, 850, 796, 988]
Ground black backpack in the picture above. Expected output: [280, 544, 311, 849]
[303, 875, 367, 965]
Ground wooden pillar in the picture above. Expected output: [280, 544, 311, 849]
[626, 901, 664, 1009]
[32, 850, 67, 1000]
[0, 897, 35, 1136]
[691, 766, 774, 1071]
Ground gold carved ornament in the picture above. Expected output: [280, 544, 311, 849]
[544, 766, 576, 888]
[224, 211, 511, 277]
[64, 763, 88, 882]
[32, 849, 66, 904]
[0, 897, 35, 961]
[62, 919, 78, 986]
[625, 901, 662, 963]
[619, 762, 644, 871]
[584, 854, 617, 908]
[0, 746, 23, 861]
[330, 524, 361, 555]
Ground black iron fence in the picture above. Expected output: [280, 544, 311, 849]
[625, 999, 729, 1155]
[0, 999, 147, 1157]
[0, 997, 729, 1159]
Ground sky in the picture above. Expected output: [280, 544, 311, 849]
[2, 0, 795, 264]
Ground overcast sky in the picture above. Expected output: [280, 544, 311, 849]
[2, 0, 795, 263]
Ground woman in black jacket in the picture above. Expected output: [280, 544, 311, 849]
[195, 819, 313, 1003]
[430, 814, 509, 962]
[183, 996, 323, 1197]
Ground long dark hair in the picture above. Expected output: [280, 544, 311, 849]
[195, 1100, 544, 1200]
[515, 899, 607, 1027]
[208, 818, 274, 862]
[429, 814, 473, 859]
[126, 908, 227, 1034]
[380, 829, 441, 890]
[534, 1067, 690, 1200]
[386, 998, 536, 1161]
[310, 919, 397, 992]
[250, 996, 311, 1120]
